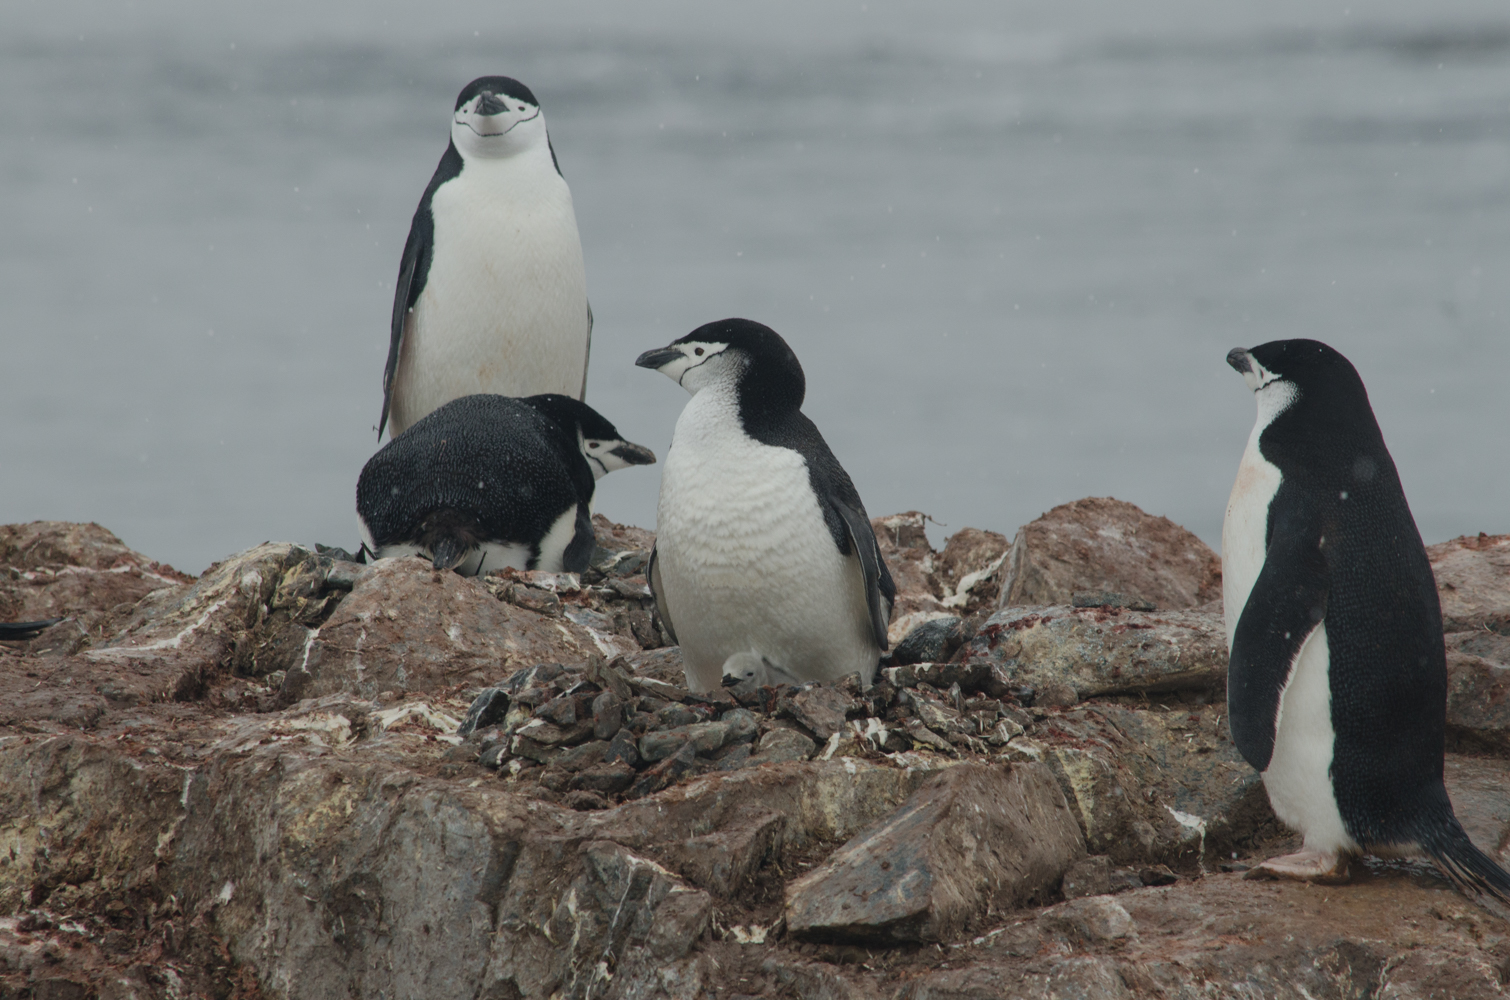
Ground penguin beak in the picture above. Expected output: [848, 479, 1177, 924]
[1226, 348, 1253, 375]
[477, 90, 508, 116]
[635, 347, 683, 371]
[609, 442, 657, 466]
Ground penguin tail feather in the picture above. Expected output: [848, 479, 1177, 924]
[1422, 816, 1510, 922]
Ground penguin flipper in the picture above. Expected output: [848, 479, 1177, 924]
[580, 300, 593, 401]
[561, 503, 595, 573]
[0, 618, 64, 641]
[1228, 501, 1331, 772]
[379, 245, 421, 438]
[648, 544, 678, 645]
[833, 500, 894, 651]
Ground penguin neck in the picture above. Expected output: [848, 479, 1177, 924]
[731, 360, 805, 446]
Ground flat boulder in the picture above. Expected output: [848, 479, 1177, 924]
[958, 604, 1228, 700]
[784, 762, 1085, 944]
[998, 497, 1221, 610]
[288, 557, 638, 701]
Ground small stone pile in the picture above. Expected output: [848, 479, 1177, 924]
[454, 643, 1040, 811]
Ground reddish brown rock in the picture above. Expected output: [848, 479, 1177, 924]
[0, 521, 191, 651]
[998, 497, 1222, 610]
[784, 762, 1085, 944]
[1430, 532, 1510, 634]
[960, 605, 1228, 699]
[1446, 631, 1510, 751]
[871, 511, 951, 645]
[936, 527, 1012, 614]
[287, 557, 638, 701]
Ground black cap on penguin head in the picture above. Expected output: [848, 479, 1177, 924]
[677, 318, 806, 426]
[1244, 340, 1362, 390]
[454, 76, 540, 111]
[523, 393, 608, 437]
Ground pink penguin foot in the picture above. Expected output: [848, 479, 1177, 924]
[1243, 849, 1352, 885]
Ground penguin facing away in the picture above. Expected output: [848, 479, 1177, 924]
[1223, 339, 1510, 911]
[379, 76, 592, 439]
[635, 318, 896, 691]
[358, 394, 654, 576]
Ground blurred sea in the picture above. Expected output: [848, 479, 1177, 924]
[2, 0, 1507, 573]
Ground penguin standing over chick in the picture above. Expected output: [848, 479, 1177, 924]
[1223, 338, 1510, 912]
[636, 319, 895, 691]
[358, 394, 654, 575]
[379, 76, 591, 439]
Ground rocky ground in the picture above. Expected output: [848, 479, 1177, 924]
[2, 500, 1509, 999]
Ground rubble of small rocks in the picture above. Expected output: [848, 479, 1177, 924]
[2, 505, 1509, 999]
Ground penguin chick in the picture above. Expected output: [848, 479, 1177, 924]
[358, 393, 653, 576]
[380, 76, 592, 439]
[636, 318, 895, 691]
[1223, 339, 1510, 915]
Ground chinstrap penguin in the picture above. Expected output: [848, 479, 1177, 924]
[1223, 339, 1510, 912]
[358, 393, 654, 576]
[379, 76, 592, 439]
[635, 318, 896, 692]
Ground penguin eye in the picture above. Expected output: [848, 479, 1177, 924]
[694, 348, 705, 356]
[588, 442, 600, 449]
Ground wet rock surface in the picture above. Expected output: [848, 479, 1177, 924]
[4, 511, 1510, 999]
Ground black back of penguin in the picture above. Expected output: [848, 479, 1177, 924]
[1230, 339, 1446, 847]
[358, 393, 595, 572]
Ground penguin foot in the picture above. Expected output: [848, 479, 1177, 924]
[1243, 849, 1352, 885]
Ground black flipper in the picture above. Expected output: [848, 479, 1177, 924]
[380, 247, 421, 438]
[561, 504, 595, 573]
[0, 618, 64, 641]
[581, 300, 593, 401]
[833, 500, 894, 651]
[647, 544, 678, 645]
[379, 143, 462, 438]
[1227, 498, 1331, 772]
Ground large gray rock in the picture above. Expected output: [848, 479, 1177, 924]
[1013, 703, 1269, 868]
[958, 604, 1228, 701]
[784, 762, 1085, 944]
[998, 497, 1222, 610]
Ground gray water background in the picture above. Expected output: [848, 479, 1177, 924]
[2, 0, 1507, 574]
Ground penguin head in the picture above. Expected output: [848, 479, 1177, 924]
[523, 394, 656, 480]
[451, 76, 548, 160]
[635, 318, 806, 409]
[1228, 339, 1377, 436]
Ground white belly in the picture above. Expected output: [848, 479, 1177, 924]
[1222, 419, 1282, 648]
[390, 161, 588, 436]
[1261, 623, 1356, 853]
[655, 392, 879, 691]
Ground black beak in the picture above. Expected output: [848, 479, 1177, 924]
[477, 90, 508, 116]
[610, 442, 657, 466]
[635, 347, 682, 370]
[1226, 348, 1253, 375]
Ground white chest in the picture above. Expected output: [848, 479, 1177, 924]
[389, 156, 589, 433]
[654, 388, 877, 688]
[1222, 383, 1294, 646]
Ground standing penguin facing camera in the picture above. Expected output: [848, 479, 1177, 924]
[379, 76, 591, 439]
[1223, 339, 1510, 911]
[636, 319, 896, 691]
